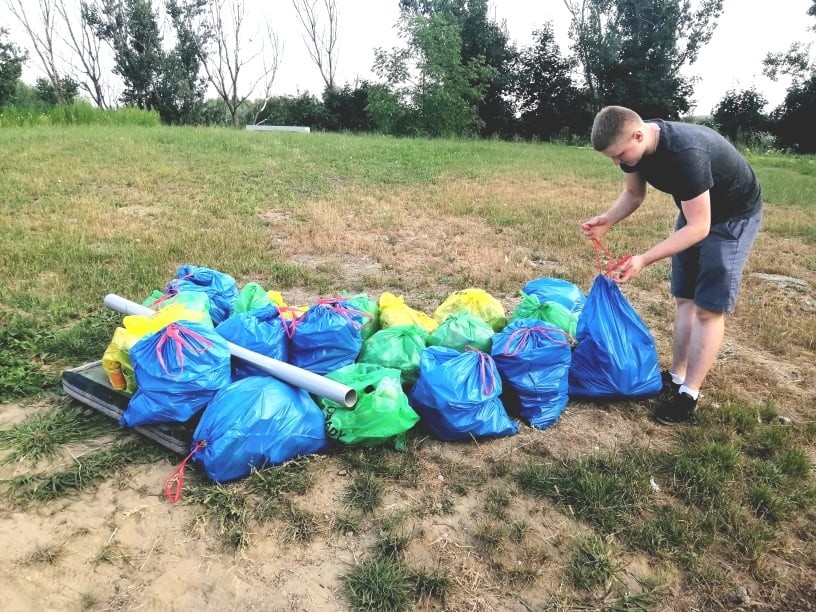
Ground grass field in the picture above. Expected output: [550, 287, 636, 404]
[0, 125, 814, 611]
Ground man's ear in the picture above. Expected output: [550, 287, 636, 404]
[632, 128, 645, 143]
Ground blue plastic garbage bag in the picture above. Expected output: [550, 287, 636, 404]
[191, 376, 329, 483]
[522, 277, 586, 316]
[166, 264, 239, 325]
[289, 302, 363, 375]
[215, 304, 288, 379]
[568, 275, 662, 399]
[121, 321, 232, 427]
[409, 346, 518, 441]
[491, 318, 573, 430]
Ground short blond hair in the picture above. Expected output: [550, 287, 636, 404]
[591, 106, 643, 151]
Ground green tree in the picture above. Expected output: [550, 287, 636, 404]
[84, 0, 165, 111]
[772, 76, 816, 152]
[34, 76, 80, 106]
[712, 87, 768, 145]
[564, 0, 723, 118]
[322, 81, 376, 132]
[764, 1, 816, 152]
[400, 0, 517, 137]
[373, 11, 493, 136]
[514, 23, 591, 140]
[0, 27, 27, 107]
[161, 0, 211, 124]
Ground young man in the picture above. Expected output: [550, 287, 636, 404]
[581, 105, 763, 424]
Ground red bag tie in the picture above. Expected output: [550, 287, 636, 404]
[145, 285, 179, 309]
[315, 297, 375, 331]
[465, 346, 495, 396]
[154, 323, 213, 377]
[164, 440, 206, 504]
[592, 237, 632, 277]
[278, 306, 306, 339]
[164, 272, 195, 294]
[503, 325, 573, 357]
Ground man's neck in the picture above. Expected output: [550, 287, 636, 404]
[648, 122, 661, 154]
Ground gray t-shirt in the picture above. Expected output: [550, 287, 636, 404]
[621, 119, 762, 224]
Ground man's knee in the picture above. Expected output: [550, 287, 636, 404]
[693, 304, 724, 324]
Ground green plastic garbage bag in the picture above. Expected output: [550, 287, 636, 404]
[357, 325, 428, 386]
[320, 363, 420, 449]
[428, 310, 494, 353]
[510, 291, 577, 340]
[343, 292, 380, 342]
[234, 282, 272, 314]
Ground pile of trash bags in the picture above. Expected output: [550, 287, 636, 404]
[102, 264, 662, 486]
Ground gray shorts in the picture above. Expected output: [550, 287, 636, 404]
[671, 208, 763, 314]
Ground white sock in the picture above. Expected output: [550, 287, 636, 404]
[678, 385, 699, 400]
[670, 372, 684, 385]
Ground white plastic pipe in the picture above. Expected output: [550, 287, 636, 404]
[103, 294, 357, 407]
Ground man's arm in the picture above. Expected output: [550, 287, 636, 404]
[581, 171, 647, 239]
[615, 191, 712, 282]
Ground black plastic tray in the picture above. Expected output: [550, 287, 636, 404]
[61, 361, 192, 455]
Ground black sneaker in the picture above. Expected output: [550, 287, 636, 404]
[660, 370, 681, 397]
[655, 391, 698, 425]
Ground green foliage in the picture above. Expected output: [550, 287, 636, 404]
[0, 27, 27, 107]
[0, 315, 57, 401]
[515, 24, 591, 140]
[628, 505, 712, 562]
[398, 0, 518, 137]
[161, 0, 209, 125]
[343, 558, 413, 612]
[322, 82, 378, 132]
[281, 501, 319, 543]
[251, 93, 328, 129]
[185, 482, 251, 550]
[0, 405, 112, 465]
[669, 441, 741, 504]
[371, 529, 414, 561]
[568, 532, 618, 590]
[712, 87, 770, 145]
[34, 77, 79, 106]
[345, 473, 384, 513]
[772, 75, 816, 153]
[246, 458, 315, 497]
[373, 9, 494, 137]
[0, 101, 160, 127]
[406, 565, 450, 598]
[565, 0, 723, 117]
[83, 0, 208, 125]
[515, 449, 654, 532]
[4, 440, 166, 505]
[84, 0, 164, 111]
[20, 543, 64, 565]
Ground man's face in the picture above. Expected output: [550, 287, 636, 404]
[602, 127, 647, 166]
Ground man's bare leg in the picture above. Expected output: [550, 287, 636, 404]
[670, 297, 695, 379]
[682, 305, 725, 392]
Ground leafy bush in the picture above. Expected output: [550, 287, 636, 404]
[712, 87, 769, 145]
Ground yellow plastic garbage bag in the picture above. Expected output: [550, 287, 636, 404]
[379, 292, 438, 334]
[102, 327, 139, 394]
[101, 303, 209, 394]
[434, 288, 506, 332]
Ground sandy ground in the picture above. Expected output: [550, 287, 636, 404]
[1, 273, 814, 612]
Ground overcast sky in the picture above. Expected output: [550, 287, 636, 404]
[2, 0, 813, 115]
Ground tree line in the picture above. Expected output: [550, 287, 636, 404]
[1, 0, 815, 152]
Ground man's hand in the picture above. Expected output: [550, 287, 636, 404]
[580, 215, 611, 239]
[612, 254, 645, 283]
